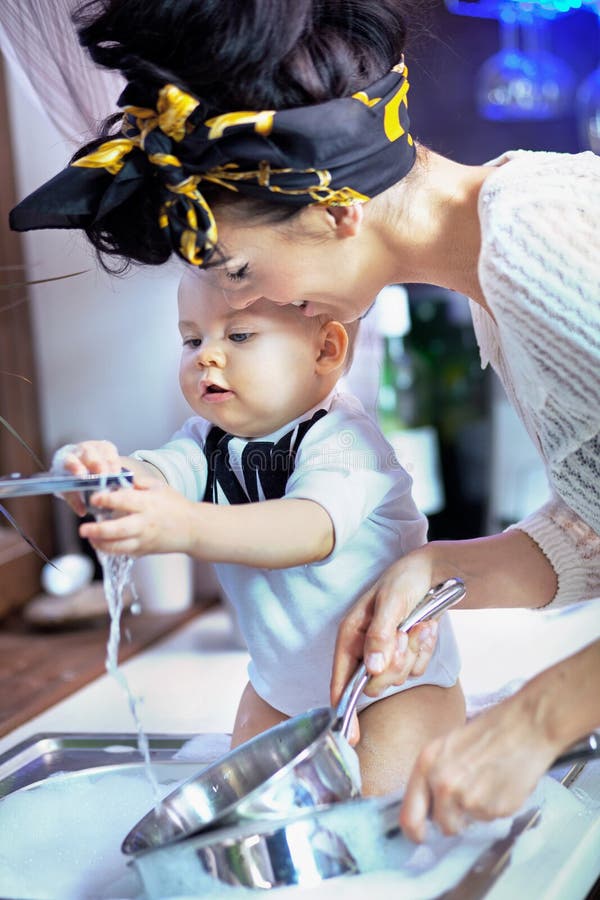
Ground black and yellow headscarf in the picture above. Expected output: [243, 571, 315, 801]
[9, 63, 416, 267]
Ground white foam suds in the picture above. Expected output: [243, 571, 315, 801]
[0, 766, 597, 899]
[0, 764, 202, 900]
[172, 733, 232, 762]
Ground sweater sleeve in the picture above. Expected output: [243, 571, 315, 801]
[476, 150, 600, 608]
[508, 495, 600, 607]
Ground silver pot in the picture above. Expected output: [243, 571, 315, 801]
[131, 734, 600, 895]
[122, 579, 466, 855]
[132, 792, 406, 895]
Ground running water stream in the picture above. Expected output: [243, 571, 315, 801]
[96, 546, 161, 807]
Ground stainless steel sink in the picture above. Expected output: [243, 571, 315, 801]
[0, 732, 221, 798]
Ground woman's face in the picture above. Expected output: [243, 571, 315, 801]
[206, 204, 388, 323]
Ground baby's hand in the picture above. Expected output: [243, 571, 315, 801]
[53, 440, 123, 516]
[80, 477, 194, 556]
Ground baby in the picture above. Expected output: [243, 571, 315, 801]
[62, 269, 464, 794]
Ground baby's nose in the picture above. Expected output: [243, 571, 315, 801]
[197, 341, 226, 368]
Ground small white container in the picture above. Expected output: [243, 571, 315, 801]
[41, 553, 95, 596]
[132, 553, 194, 613]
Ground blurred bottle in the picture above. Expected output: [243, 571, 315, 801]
[406, 287, 491, 539]
[375, 285, 444, 516]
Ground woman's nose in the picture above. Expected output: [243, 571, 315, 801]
[222, 290, 259, 310]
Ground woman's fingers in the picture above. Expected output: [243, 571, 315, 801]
[400, 737, 473, 841]
[399, 753, 434, 842]
[361, 554, 436, 675]
[330, 589, 376, 705]
[409, 620, 439, 677]
[399, 692, 560, 842]
[331, 550, 442, 705]
[362, 580, 412, 675]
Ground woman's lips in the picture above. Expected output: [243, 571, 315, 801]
[301, 302, 319, 317]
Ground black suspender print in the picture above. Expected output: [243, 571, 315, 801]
[203, 409, 327, 504]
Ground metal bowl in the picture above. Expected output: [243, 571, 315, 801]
[132, 793, 406, 894]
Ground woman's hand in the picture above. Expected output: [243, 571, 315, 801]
[400, 689, 559, 841]
[80, 477, 196, 556]
[401, 638, 600, 841]
[330, 545, 443, 744]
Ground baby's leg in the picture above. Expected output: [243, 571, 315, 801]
[230, 681, 289, 749]
[356, 682, 466, 796]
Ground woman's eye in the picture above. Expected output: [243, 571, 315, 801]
[226, 263, 249, 283]
[229, 332, 252, 343]
[183, 338, 202, 348]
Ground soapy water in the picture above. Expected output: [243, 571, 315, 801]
[0, 761, 206, 900]
[0, 739, 597, 900]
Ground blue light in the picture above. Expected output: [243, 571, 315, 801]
[445, 0, 597, 19]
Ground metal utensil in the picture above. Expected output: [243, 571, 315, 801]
[550, 731, 600, 767]
[122, 577, 466, 855]
[0, 470, 134, 499]
[132, 791, 406, 894]
[432, 806, 542, 900]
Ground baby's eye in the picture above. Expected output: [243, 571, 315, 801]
[226, 263, 249, 283]
[229, 332, 252, 343]
[183, 337, 202, 348]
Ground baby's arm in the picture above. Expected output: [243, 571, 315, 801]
[187, 497, 334, 567]
[81, 487, 334, 565]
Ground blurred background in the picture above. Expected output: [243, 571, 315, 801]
[1, 0, 599, 618]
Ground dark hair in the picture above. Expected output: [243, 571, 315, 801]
[72, 0, 414, 271]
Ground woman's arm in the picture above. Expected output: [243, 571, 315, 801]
[400, 638, 600, 841]
[426, 530, 558, 611]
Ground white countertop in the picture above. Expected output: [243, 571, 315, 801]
[1, 602, 600, 899]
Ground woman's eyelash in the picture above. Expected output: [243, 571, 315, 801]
[226, 263, 249, 282]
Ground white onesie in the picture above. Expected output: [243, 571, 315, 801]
[133, 390, 461, 715]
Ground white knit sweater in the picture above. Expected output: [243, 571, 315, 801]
[470, 150, 600, 607]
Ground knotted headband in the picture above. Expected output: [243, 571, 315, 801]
[10, 62, 416, 267]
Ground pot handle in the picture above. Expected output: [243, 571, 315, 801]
[335, 577, 466, 738]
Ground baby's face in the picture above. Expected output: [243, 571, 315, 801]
[178, 271, 327, 437]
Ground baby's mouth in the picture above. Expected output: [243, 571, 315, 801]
[200, 380, 234, 401]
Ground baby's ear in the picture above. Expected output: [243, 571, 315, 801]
[316, 321, 348, 374]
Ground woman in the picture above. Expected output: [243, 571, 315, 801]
[9, 0, 600, 840]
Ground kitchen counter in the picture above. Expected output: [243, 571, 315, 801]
[1, 601, 599, 899]
[0, 604, 201, 738]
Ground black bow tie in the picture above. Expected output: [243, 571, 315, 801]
[203, 409, 327, 505]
